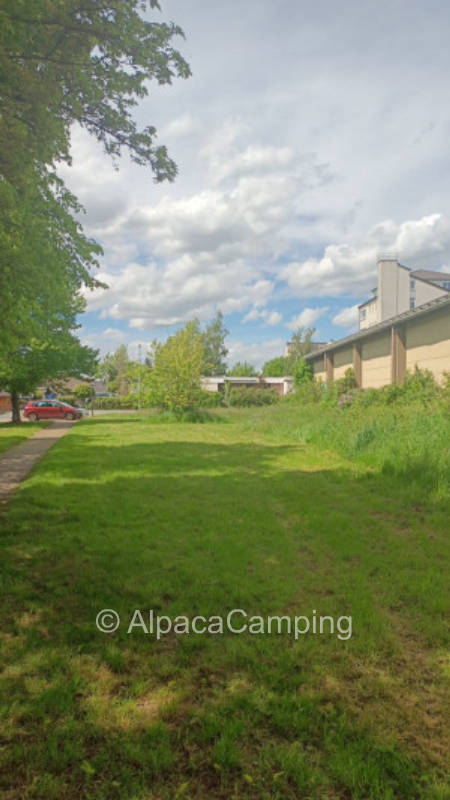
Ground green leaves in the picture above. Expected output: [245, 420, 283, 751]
[0, 2, 190, 411]
[202, 311, 229, 376]
[0, 0, 191, 178]
[149, 322, 205, 413]
[228, 361, 258, 377]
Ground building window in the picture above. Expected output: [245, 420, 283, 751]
[410, 278, 415, 289]
[443, 281, 450, 290]
[410, 297, 415, 310]
[360, 308, 367, 320]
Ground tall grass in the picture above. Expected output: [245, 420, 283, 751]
[233, 368, 450, 506]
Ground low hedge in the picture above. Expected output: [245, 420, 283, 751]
[90, 395, 139, 410]
[196, 390, 225, 408]
[228, 387, 278, 406]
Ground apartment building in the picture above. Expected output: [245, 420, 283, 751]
[359, 258, 450, 330]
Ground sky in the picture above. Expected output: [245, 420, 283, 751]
[59, 0, 450, 368]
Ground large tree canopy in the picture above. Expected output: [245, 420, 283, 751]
[0, 1, 190, 419]
[0, 0, 191, 182]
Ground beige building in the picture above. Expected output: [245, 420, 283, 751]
[359, 257, 450, 330]
[306, 293, 450, 388]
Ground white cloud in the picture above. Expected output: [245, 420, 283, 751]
[287, 307, 328, 330]
[102, 327, 126, 339]
[160, 113, 199, 138]
[78, 126, 332, 328]
[332, 304, 360, 328]
[86, 260, 273, 329]
[78, 325, 154, 360]
[281, 214, 450, 298]
[265, 310, 283, 326]
[227, 337, 286, 370]
[210, 143, 295, 185]
[60, 1, 450, 353]
[242, 307, 282, 326]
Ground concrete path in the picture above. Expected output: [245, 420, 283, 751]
[0, 421, 73, 505]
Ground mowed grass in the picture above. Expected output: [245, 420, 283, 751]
[0, 412, 449, 799]
[0, 421, 47, 455]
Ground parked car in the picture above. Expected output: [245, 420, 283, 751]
[24, 400, 84, 421]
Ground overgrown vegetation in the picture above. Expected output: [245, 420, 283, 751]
[228, 386, 279, 406]
[251, 366, 450, 506]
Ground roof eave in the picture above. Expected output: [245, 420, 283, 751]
[305, 294, 450, 360]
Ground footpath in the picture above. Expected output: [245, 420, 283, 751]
[0, 421, 73, 504]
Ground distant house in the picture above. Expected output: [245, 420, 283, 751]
[201, 376, 294, 396]
[36, 377, 109, 397]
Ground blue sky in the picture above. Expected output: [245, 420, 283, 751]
[59, 0, 450, 367]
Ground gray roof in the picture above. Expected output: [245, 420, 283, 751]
[411, 269, 450, 282]
[305, 293, 450, 360]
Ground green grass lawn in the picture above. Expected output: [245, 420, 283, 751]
[0, 421, 47, 455]
[0, 412, 449, 799]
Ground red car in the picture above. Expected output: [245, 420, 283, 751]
[24, 400, 83, 421]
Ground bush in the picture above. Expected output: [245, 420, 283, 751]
[196, 389, 225, 408]
[92, 395, 138, 410]
[294, 366, 441, 411]
[228, 387, 278, 407]
[294, 358, 313, 388]
[58, 395, 77, 406]
[294, 377, 324, 404]
[335, 367, 357, 395]
[74, 384, 93, 401]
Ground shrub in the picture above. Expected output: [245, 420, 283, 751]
[294, 358, 313, 388]
[228, 387, 278, 406]
[334, 367, 357, 395]
[92, 395, 138, 410]
[296, 366, 440, 410]
[294, 377, 324, 404]
[58, 395, 77, 406]
[73, 384, 93, 401]
[196, 389, 225, 408]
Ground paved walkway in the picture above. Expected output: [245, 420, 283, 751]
[0, 421, 74, 505]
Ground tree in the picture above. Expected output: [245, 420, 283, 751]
[0, 188, 100, 421]
[0, 173, 104, 354]
[261, 328, 316, 377]
[228, 361, 258, 377]
[125, 358, 153, 398]
[286, 327, 315, 370]
[262, 356, 290, 377]
[0, 1, 190, 372]
[0, 1, 190, 183]
[99, 345, 130, 395]
[149, 322, 204, 413]
[0, 330, 98, 423]
[202, 311, 229, 375]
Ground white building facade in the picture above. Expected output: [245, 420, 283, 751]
[359, 258, 450, 330]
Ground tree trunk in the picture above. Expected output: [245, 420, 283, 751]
[11, 391, 21, 424]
